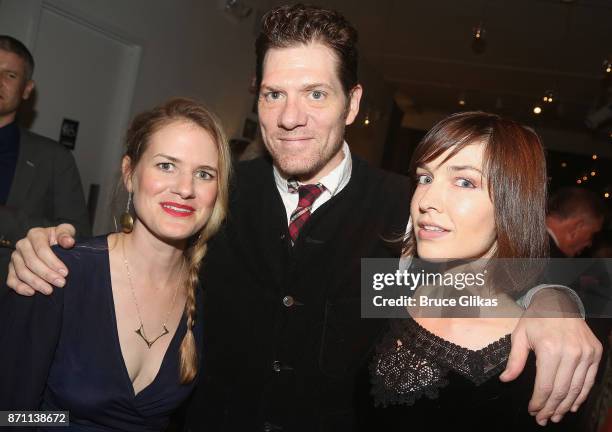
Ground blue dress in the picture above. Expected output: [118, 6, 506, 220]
[0, 236, 203, 431]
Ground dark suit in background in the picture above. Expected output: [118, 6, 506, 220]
[0, 128, 91, 284]
[549, 233, 566, 258]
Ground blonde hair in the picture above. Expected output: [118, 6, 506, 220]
[122, 98, 232, 382]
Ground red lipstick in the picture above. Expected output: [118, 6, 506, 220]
[160, 202, 195, 218]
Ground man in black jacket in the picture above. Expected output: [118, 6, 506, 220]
[546, 187, 604, 258]
[5, 5, 603, 431]
[0, 35, 90, 285]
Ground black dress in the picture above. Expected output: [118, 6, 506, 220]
[369, 319, 576, 431]
[0, 236, 203, 431]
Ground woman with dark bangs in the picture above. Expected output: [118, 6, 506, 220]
[370, 111, 575, 430]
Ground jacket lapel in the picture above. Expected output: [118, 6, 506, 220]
[7, 130, 37, 208]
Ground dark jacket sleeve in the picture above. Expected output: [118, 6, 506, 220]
[0, 284, 64, 409]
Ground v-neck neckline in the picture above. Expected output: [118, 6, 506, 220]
[103, 235, 186, 399]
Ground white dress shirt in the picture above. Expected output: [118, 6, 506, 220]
[273, 141, 352, 224]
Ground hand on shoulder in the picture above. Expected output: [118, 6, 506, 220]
[7, 224, 76, 296]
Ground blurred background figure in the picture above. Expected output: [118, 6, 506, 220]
[0, 35, 90, 285]
[546, 187, 605, 258]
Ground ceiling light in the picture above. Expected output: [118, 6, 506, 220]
[543, 91, 554, 103]
[458, 92, 467, 107]
[472, 24, 485, 41]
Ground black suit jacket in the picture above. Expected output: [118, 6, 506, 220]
[0, 129, 90, 283]
[548, 233, 567, 258]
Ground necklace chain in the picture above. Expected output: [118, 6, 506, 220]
[121, 235, 183, 348]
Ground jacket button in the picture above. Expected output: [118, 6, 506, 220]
[272, 360, 282, 372]
[282, 296, 294, 307]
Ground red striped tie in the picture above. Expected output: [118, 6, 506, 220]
[288, 183, 326, 242]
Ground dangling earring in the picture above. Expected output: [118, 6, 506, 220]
[120, 192, 134, 233]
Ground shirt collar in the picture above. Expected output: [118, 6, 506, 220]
[0, 121, 20, 150]
[273, 141, 352, 197]
[547, 226, 560, 248]
[0, 121, 18, 133]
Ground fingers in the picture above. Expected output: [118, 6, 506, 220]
[13, 232, 66, 294]
[56, 223, 76, 248]
[27, 226, 73, 279]
[10, 248, 54, 294]
[570, 338, 603, 412]
[7, 225, 75, 296]
[550, 350, 590, 422]
[6, 261, 35, 296]
[500, 323, 530, 382]
[533, 344, 581, 425]
[528, 321, 603, 426]
[527, 340, 562, 426]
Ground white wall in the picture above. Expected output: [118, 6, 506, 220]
[0, 0, 395, 169]
[51, 0, 260, 140]
[0, 0, 260, 141]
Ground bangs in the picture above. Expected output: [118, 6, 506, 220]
[415, 128, 492, 173]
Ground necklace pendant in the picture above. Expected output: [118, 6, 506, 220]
[135, 324, 169, 349]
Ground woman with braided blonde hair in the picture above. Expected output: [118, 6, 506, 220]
[0, 98, 232, 431]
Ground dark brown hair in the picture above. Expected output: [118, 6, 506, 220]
[255, 4, 359, 96]
[0, 35, 35, 80]
[122, 98, 232, 383]
[548, 187, 605, 222]
[403, 111, 549, 260]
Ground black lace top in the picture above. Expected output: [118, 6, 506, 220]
[367, 319, 558, 431]
[371, 318, 511, 407]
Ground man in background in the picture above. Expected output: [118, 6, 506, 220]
[0, 35, 90, 284]
[546, 187, 605, 258]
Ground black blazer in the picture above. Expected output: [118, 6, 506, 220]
[548, 233, 567, 258]
[186, 155, 411, 431]
[0, 129, 90, 283]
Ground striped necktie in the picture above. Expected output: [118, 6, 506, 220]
[287, 182, 326, 242]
